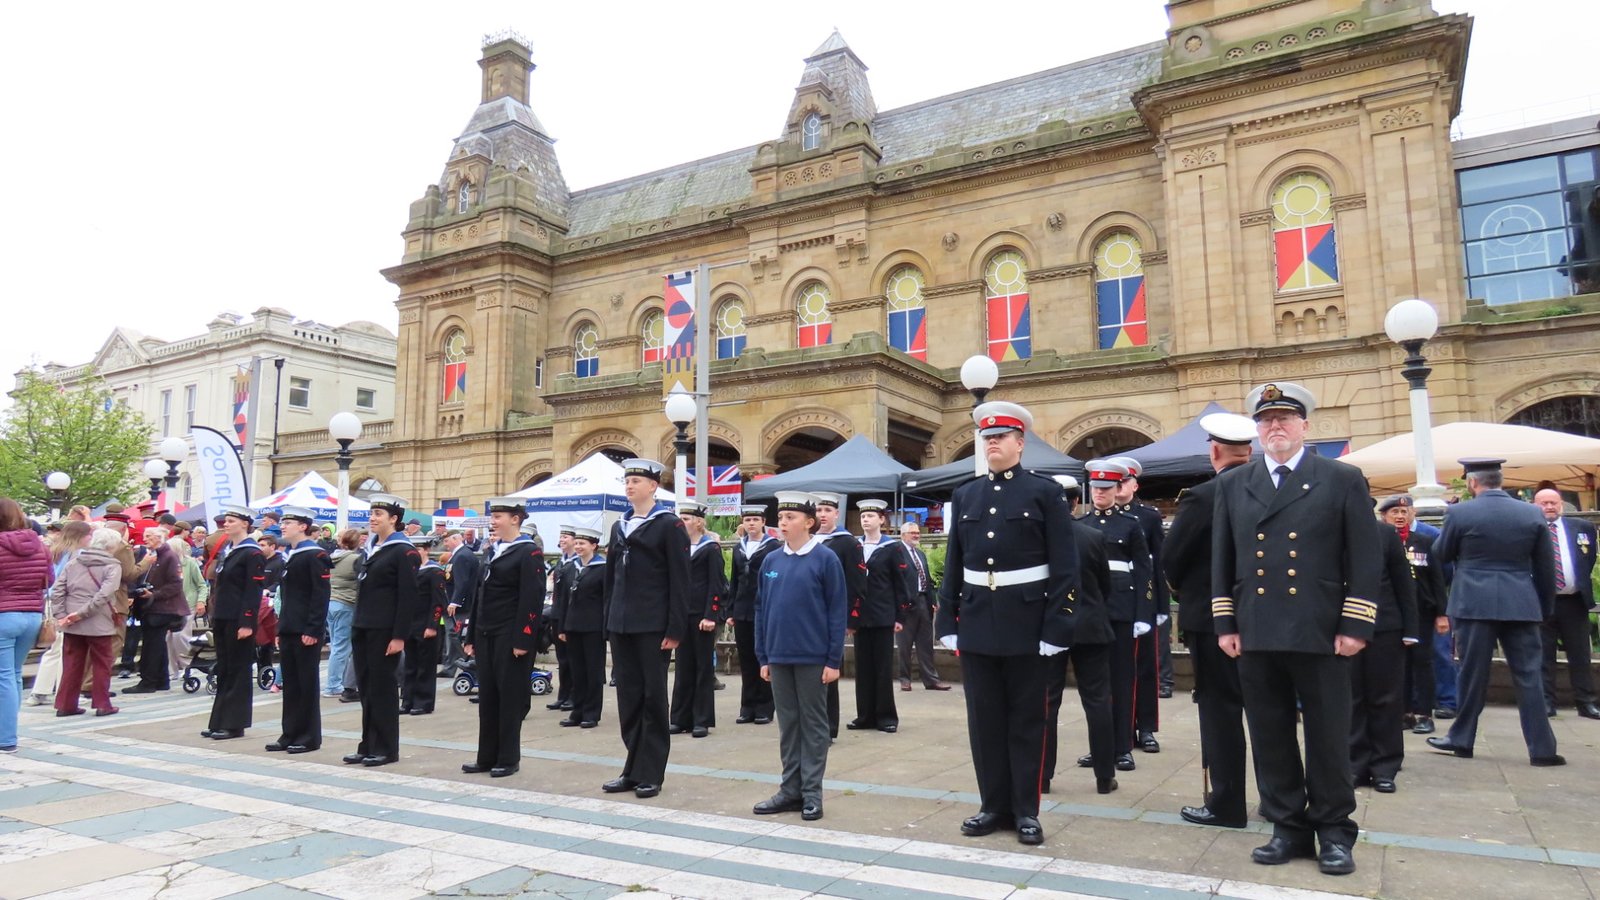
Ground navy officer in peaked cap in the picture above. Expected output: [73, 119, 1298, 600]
[1211, 381, 1378, 876]
[936, 400, 1078, 846]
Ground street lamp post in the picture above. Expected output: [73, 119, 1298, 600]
[329, 412, 363, 535]
[960, 355, 1000, 477]
[159, 436, 187, 494]
[45, 471, 71, 521]
[665, 388, 697, 504]
[1384, 298, 1446, 520]
[142, 458, 168, 504]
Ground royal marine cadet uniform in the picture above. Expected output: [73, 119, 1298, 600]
[936, 401, 1078, 846]
[203, 506, 263, 740]
[814, 492, 866, 739]
[347, 495, 424, 767]
[850, 498, 910, 733]
[463, 501, 545, 777]
[1079, 460, 1153, 769]
[1164, 413, 1255, 829]
[554, 526, 607, 727]
[670, 503, 726, 737]
[1212, 382, 1379, 875]
[271, 506, 331, 753]
[727, 505, 779, 724]
[403, 544, 447, 715]
[1110, 455, 1167, 750]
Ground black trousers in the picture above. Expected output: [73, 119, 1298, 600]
[1043, 641, 1114, 781]
[670, 627, 718, 730]
[851, 626, 898, 728]
[564, 630, 606, 724]
[1238, 651, 1357, 847]
[1158, 616, 1175, 689]
[1449, 619, 1557, 758]
[1542, 595, 1596, 706]
[120, 617, 143, 671]
[1349, 630, 1406, 781]
[207, 620, 255, 733]
[1405, 626, 1438, 716]
[1109, 625, 1136, 755]
[960, 651, 1048, 820]
[1189, 633, 1247, 822]
[733, 619, 774, 720]
[553, 633, 572, 704]
[353, 627, 401, 760]
[402, 632, 440, 713]
[135, 614, 181, 689]
[277, 635, 322, 749]
[827, 678, 839, 738]
[611, 631, 671, 785]
[1134, 628, 1160, 735]
[473, 630, 533, 768]
[896, 603, 939, 687]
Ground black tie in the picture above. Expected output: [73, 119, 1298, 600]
[1275, 465, 1292, 489]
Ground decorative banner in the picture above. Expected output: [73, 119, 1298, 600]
[191, 425, 250, 513]
[662, 270, 696, 397]
[231, 367, 251, 449]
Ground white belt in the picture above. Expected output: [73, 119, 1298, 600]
[964, 564, 1050, 590]
[1107, 560, 1133, 573]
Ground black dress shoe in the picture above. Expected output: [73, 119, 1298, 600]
[546, 700, 565, 710]
[198, 728, 218, 737]
[669, 725, 688, 735]
[960, 812, 1014, 836]
[462, 763, 490, 774]
[339, 691, 360, 703]
[560, 719, 580, 727]
[210, 730, 244, 741]
[343, 753, 368, 765]
[735, 715, 754, 724]
[1097, 777, 1118, 794]
[691, 726, 709, 738]
[753, 794, 803, 815]
[1426, 736, 1473, 758]
[1158, 686, 1173, 699]
[753, 717, 771, 725]
[1115, 753, 1136, 771]
[265, 742, 288, 752]
[490, 765, 519, 777]
[362, 756, 395, 767]
[1578, 702, 1600, 720]
[1076, 754, 1094, 768]
[878, 724, 897, 734]
[1180, 805, 1244, 828]
[580, 721, 598, 728]
[560, 701, 574, 710]
[1251, 835, 1315, 865]
[285, 745, 315, 754]
[1433, 707, 1456, 719]
[1412, 717, 1435, 734]
[1530, 754, 1567, 767]
[1546, 703, 1558, 718]
[1318, 841, 1356, 875]
[1374, 778, 1397, 793]
[122, 684, 159, 694]
[845, 720, 873, 731]
[603, 777, 639, 793]
[409, 708, 431, 716]
[634, 784, 661, 798]
[1138, 732, 1160, 753]
[801, 801, 822, 821]
[1016, 816, 1043, 845]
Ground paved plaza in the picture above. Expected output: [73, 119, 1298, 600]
[2, 664, 1597, 899]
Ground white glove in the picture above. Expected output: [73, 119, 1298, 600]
[1156, 614, 1168, 626]
[938, 634, 958, 651]
[1133, 622, 1152, 638]
[1039, 641, 1068, 657]
[1402, 636, 1419, 646]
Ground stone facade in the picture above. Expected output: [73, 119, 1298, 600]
[377, 3, 1600, 511]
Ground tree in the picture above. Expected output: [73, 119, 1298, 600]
[0, 370, 153, 514]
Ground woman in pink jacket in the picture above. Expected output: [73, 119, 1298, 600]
[0, 498, 52, 752]
[49, 527, 124, 717]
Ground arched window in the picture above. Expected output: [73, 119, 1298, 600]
[1094, 231, 1149, 349]
[715, 297, 746, 360]
[801, 113, 823, 152]
[885, 266, 927, 361]
[574, 323, 599, 379]
[442, 328, 468, 403]
[796, 282, 832, 348]
[984, 250, 1031, 361]
[1272, 172, 1340, 291]
[457, 181, 471, 214]
[641, 311, 664, 365]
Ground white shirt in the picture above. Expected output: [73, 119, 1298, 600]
[782, 536, 821, 557]
[1264, 446, 1307, 488]
[1550, 517, 1579, 594]
[858, 532, 891, 562]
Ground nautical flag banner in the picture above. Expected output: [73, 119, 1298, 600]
[1274, 223, 1339, 291]
[662, 270, 697, 397]
[231, 368, 251, 449]
[1096, 275, 1148, 349]
[888, 305, 927, 360]
[443, 361, 467, 402]
[985, 292, 1031, 362]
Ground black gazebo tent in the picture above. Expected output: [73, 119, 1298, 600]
[900, 432, 1085, 496]
[742, 434, 912, 501]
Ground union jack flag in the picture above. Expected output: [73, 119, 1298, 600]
[685, 465, 741, 495]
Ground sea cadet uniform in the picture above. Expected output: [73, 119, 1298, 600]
[463, 501, 545, 776]
[272, 506, 331, 753]
[671, 503, 726, 736]
[727, 505, 779, 723]
[348, 495, 424, 767]
[554, 527, 607, 727]
[203, 506, 264, 739]
[850, 498, 910, 733]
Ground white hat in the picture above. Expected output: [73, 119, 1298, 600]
[571, 526, 603, 541]
[973, 401, 1033, 436]
[1245, 382, 1316, 419]
[367, 493, 409, 516]
[622, 458, 666, 481]
[1108, 456, 1143, 478]
[486, 497, 525, 515]
[278, 505, 317, 525]
[856, 499, 888, 513]
[812, 491, 845, 509]
[776, 491, 818, 514]
[1200, 412, 1256, 445]
[1084, 459, 1130, 488]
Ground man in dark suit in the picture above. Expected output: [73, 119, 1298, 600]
[1428, 460, 1562, 766]
[1212, 382, 1379, 877]
[440, 530, 479, 677]
[1381, 495, 1449, 735]
[1166, 412, 1255, 829]
[937, 401, 1078, 846]
[1535, 489, 1599, 719]
[896, 521, 949, 691]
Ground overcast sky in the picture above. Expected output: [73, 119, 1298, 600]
[1, 0, 1589, 408]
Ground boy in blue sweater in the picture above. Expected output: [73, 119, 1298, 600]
[754, 491, 848, 821]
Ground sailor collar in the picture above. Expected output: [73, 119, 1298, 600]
[620, 507, 677, 538]
[367, 531, 415, 558]
[287, 540, 323, 560]
[690, 534, 717, 556]
[579, 554, 607, 568]
[490, 534, 533, 561]
[783, 536, 822, 557]
[419, 560, 444, 572]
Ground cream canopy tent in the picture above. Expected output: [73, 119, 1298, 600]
[1341, 422, 1600, 493]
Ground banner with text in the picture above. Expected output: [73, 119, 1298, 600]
[685, 465, 741, 515]
[191, 425, 251, 514]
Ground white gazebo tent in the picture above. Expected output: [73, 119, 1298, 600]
[251, 471, 371, 524]
[1341, 422, 1600, 496]
[507, 454, 675, 547]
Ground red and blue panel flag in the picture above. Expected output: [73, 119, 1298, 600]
[985, 292, 1030, 362]
[888, 307, 927, 361]
[231, 372, 250, 449]
[1275, 223, 1339, 291]
[1096, 275, 1148, 350]
[663, 272, 695, 364]
[443, 361, 467, 402]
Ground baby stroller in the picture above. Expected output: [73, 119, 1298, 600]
[450, 658, 554, 697]
[182, 629, 218, 694]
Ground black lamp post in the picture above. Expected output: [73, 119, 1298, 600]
[959, 355, 1000, 476]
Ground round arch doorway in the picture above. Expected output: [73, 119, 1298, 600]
[1507, 394, 1600, 438]
[773, 427, 846, 474]
[1066, 426, 1152, 461]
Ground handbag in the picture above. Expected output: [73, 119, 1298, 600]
[35, 613, 56, 649]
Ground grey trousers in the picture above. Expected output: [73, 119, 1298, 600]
[896, 603, 939, 686]
[769, 663, 830, 803]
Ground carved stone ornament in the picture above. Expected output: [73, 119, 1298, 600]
[1377, 105, 1426, 131]
[609, 293, 624, 311]
[1046, 213, 1065, 232]
[941, 232, 959, 252]
[1178, 146, 1221, 169]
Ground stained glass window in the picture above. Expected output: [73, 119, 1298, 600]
[796, 282, 832, 348]
[641, 311, 664, 365]
[715, 298, 746, 360]
[442, 329, 467, 403]
[885, 266, 927, 361]
[1094, 232, 1149, 350]
[984, 250, 1031, 361]
[1272, 173, 1340, 291]
[574, 324, 599, 379]
[802, 113, 822, 152]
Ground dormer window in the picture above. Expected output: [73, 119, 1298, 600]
[801, 113, 822, 152]
[457, 181, 471, 213]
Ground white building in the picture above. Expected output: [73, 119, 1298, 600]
[28, 307, 396, 503]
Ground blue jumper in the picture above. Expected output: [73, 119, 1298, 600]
[755, 539, 848, 670]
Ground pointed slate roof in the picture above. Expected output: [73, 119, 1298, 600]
[445, 94, 570, 222]
[797, 29, 876, 124]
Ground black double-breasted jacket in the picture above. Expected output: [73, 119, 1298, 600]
[354, 535, 423, 641]
[604, 510, 691, 640]
[554, 556, 607, 634]
[819, 529, 867, 621]
[1211, 452, 1381, 652]
[1400, 528, 1448, 620]
[1125, 501, 1168, 618]
[1162, 463, 1246, 636]
[212, 539, 264, 624]
[549, 555, 579, 624]
[278, 542, 331, 637]
[857, 535, 910, 629]
[688, 537, 727, 622]
[935, 463, 1079, 654]
[1080, 507, 1153, 626]
[467, 536, 545, 651]
[1373, 522, 1419, 637]
[727, 536, 780, 622]
[1068, 519, 1115, 646]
